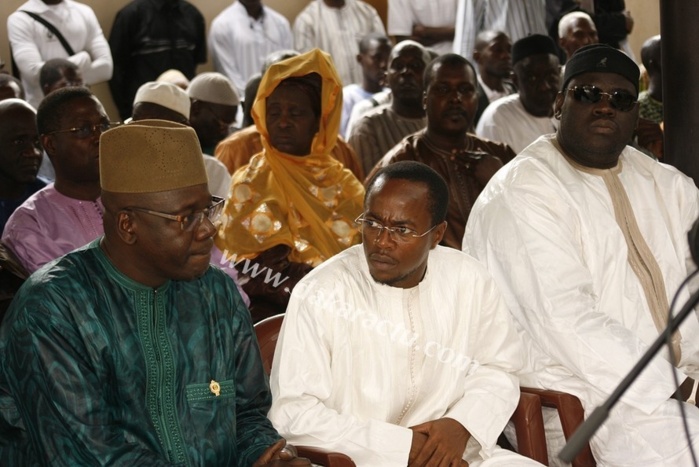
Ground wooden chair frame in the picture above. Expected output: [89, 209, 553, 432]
[521, 387, 596, 467]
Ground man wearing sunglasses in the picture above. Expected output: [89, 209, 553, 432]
[465, 44, 699, 465]
[0, 119, 311, 466]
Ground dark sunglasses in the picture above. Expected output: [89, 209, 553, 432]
[565, 85, 637, 112]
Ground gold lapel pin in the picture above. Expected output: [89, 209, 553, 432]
[209, 379, 221, 397]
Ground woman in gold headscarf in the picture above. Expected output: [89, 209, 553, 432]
[216, 49, 365, 321]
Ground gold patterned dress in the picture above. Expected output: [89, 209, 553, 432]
[216, 49, 365, 320]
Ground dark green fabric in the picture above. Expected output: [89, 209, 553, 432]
[0, 239, 280, 466]
[638, 90, 663, 125]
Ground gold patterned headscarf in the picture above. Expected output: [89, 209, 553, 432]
[215, 49, 364, 266]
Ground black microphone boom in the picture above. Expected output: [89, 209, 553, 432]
[559, 286, 699, 463]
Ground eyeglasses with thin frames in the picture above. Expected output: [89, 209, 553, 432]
[565, 85, 637, 112]
[128, 196, 225, 231]
[355, 215, 439, 243]
[45, 121, 120, 139]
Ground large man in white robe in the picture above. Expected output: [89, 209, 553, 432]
[268, 161, 542, 466]
[464, 44, 699, 466]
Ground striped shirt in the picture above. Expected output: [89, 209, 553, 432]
[347, 104, 426, 174]
[293, 0, 386, 87]
[209, 2, 293, 96]
[454, 0, 547, 57]
[387, 0, 459, 55]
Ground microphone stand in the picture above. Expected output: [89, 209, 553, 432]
[559, 287, 699, 463]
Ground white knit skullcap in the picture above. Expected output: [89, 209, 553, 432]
[133, 81, 191, 119]
[187, 72, 240, 106]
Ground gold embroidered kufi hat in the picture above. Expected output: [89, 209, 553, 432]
[100, 119, 207, 193]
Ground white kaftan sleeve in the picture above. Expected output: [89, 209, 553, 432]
[268, 291, 414, 466]
[464, 167, 682, 415]
[439, 275, 522, 456]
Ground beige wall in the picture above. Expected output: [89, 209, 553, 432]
[1, 0, 653, 119]
[626, 0, 660, 60]
[0, 0, 323, 118]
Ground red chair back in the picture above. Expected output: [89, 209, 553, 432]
[253, 313, 357, 466]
